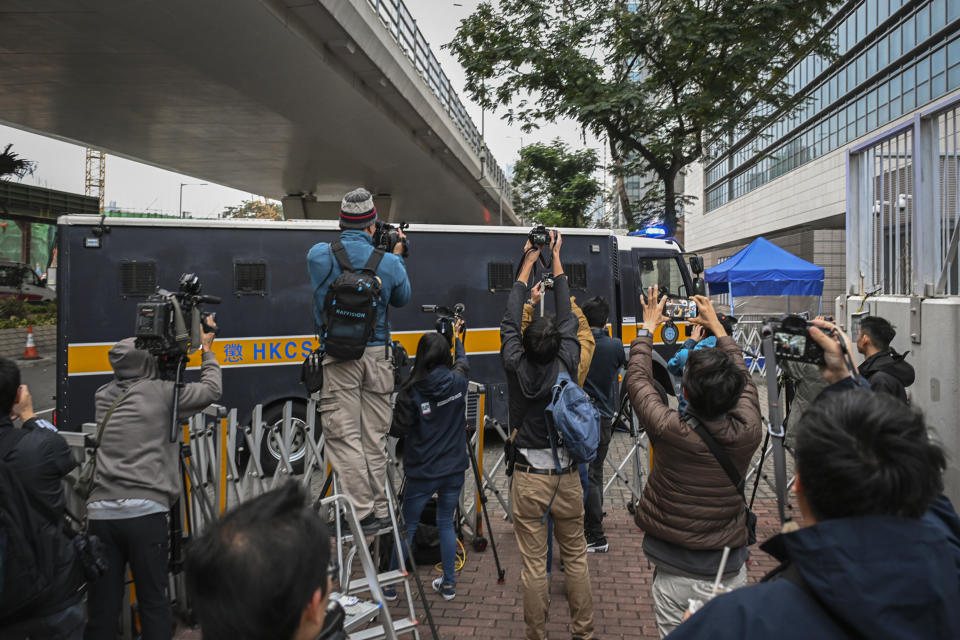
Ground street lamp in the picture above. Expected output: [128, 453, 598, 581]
[179, 182, 208, 218]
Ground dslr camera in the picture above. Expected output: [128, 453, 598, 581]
[135, 273, 220, 376]
[373, 221, 409, 257]
[528, 224, 551, 248]
[763, 315, 825, 365]
[422, 303, 466, 344]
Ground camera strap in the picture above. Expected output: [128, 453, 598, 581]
[685, 413, 745, 497]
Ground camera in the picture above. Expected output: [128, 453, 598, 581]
[541, 275, 554, 289]
[528, 224, 551, 248]
[372, 221, 409, 257]
[422, 303, 466, 344]
[664, 297, 698, 320]
[763, 315, 825, 365]
[135, 273, 221, 375]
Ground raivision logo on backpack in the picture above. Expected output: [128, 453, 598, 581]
[320, 241, 385, 361]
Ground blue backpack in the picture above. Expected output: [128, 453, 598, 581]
[544, 370, 600, 471]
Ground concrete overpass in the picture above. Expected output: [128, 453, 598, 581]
[0, 0, 516, 224]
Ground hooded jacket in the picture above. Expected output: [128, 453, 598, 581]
[859, 348, 914, 403]
[625, 335, 762, 549]
[667, 496, 960, 639]
[90, 338, 221, 509]
[393, 339, 470, 481]
[501, 276, 580, 452]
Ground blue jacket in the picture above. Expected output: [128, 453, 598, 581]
[667, 496, 960, 640]
[394, 340, 469, 481]
[306, 230, 411, 346]
[583, 327, 626, 418]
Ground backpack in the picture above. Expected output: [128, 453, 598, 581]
[320, 241, 385, 361]
[544, 370, 600, 469]
[0, 429, 54, 623]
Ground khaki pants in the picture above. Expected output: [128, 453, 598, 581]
[319, 345, 394, 519]
[652, 564, 748, 637]
[512, 468, 595, 640]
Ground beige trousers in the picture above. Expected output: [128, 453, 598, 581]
[512, 468, 595, 640]
[319, 345, 394, 519]
[652, 563, 748, 637]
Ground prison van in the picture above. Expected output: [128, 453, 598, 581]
[55, 215, 704, 471]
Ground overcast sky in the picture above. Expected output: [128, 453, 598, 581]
[0, 0, 603, 218]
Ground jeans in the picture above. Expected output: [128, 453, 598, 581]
[584, 417, 614, 538]
[84, 513, 171, 640]
[392, 473, 464, 585]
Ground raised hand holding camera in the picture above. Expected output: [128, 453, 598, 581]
[808, 318, 859, 384]
[690, 295, 727, 338]
[641, 285, 668, 333]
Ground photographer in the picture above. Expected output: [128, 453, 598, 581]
[306, 188, 411, 535]
[384, 326, 469, 602]
[501, 231, 595, 640]
[0, 363, 84, 640]
[84, 323, 221, 640]
[185, 482, 337, 640]
[668, 389, 960, 639]
[624, 288, 762, 638]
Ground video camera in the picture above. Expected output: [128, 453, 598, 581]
[421, 303, 466, 345]
[135, 273, 221, 376]
[763, 315, 825, 365]
[372, 221, 409, 258]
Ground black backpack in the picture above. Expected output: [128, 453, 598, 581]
[320, 241, 385, 361]
[0, 429, 55, 623]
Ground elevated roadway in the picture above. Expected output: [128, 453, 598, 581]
[0, 0, 516, 224]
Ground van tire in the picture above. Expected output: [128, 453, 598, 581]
[257, 400, 316, 476]
[614, 380, 668, 433]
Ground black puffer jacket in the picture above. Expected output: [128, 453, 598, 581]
[0, 418, 83, 618]
[859, 349, 914, 403]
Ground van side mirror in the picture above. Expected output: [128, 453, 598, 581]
[689, 255, 704, 275]
[693, 277, 706, 296]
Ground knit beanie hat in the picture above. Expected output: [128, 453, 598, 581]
[339, 188, 378, 229]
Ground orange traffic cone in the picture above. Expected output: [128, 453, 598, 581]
[21, 325, 40, 360]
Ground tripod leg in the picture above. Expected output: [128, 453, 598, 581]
[466, 438, 505, 583]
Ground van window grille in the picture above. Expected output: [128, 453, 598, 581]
[567, 263, 587, 290]
[234, 262, 267, 295]
[119, 261, 157, 297]
[487, 262, 514, 291]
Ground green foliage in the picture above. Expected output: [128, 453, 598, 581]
[220, 198, 283, 220]
[0, 144, 36, 181]
[448, 0, 840, 232]
[0, 298, 55, 329]
[512, 139, 601, 227]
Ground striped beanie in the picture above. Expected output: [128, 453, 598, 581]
[339, 188, 378, 229]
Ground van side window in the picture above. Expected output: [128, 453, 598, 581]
[566, 263, 587, 290]
[487, 262, 515, 292]
[234, 262, 267, 296]
[119, 261, 157, 297]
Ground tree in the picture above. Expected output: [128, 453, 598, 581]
[220, 198, 283, 220]
[512, 139, 601, 228]
[448, 0, 839, 234]
[0, 144, 36, 181]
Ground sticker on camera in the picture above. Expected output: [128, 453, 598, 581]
[421, 402, 432, 416]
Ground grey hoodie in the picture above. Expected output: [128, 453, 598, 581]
[89, 338, 221, 508]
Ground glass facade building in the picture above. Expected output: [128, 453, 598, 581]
[705, 0, 960, 212]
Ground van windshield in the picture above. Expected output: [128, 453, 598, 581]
[638, 256, 688, 299]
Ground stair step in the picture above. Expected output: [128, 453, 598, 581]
[341, 600, 381, 633]
[346, 570, 409, 596]
[349, 617, 419, 640]
[340, 526, 391, 543]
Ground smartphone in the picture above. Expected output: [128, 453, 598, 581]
[664, 298, 698, 320]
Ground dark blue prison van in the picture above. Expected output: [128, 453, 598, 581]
[56, 216, 703, 468]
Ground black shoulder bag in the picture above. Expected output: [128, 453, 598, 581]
[686, 413, 758, 545]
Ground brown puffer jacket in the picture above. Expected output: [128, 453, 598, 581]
[624, 335, 762, 550]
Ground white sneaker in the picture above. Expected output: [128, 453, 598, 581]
[431, 577, 456, 601]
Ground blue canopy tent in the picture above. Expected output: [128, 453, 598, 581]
[705, 237, 825, 314]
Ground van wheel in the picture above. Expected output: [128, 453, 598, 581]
[614, 381, 668, 433]
[258, 401, 314, 476]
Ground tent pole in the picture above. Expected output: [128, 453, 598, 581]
[730, 290, 735, 315]
[787, 295, 791, 314]
[818, 296, 822, 316]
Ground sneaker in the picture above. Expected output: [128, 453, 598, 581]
[359, 513, 381, 536]
[381, 586, 398, 602]
[586, 535, 609, 553]
[431, 577, 456, 601]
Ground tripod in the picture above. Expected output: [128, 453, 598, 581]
[465, 425, 506, 583]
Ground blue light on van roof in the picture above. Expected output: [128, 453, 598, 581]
[629, 225, 668, 238]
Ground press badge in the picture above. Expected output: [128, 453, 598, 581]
[421, 402, 432, 416]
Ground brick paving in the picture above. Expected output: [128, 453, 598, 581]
[176, 374, 800, 639]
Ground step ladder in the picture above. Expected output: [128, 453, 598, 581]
[318, 478, 423, 640]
